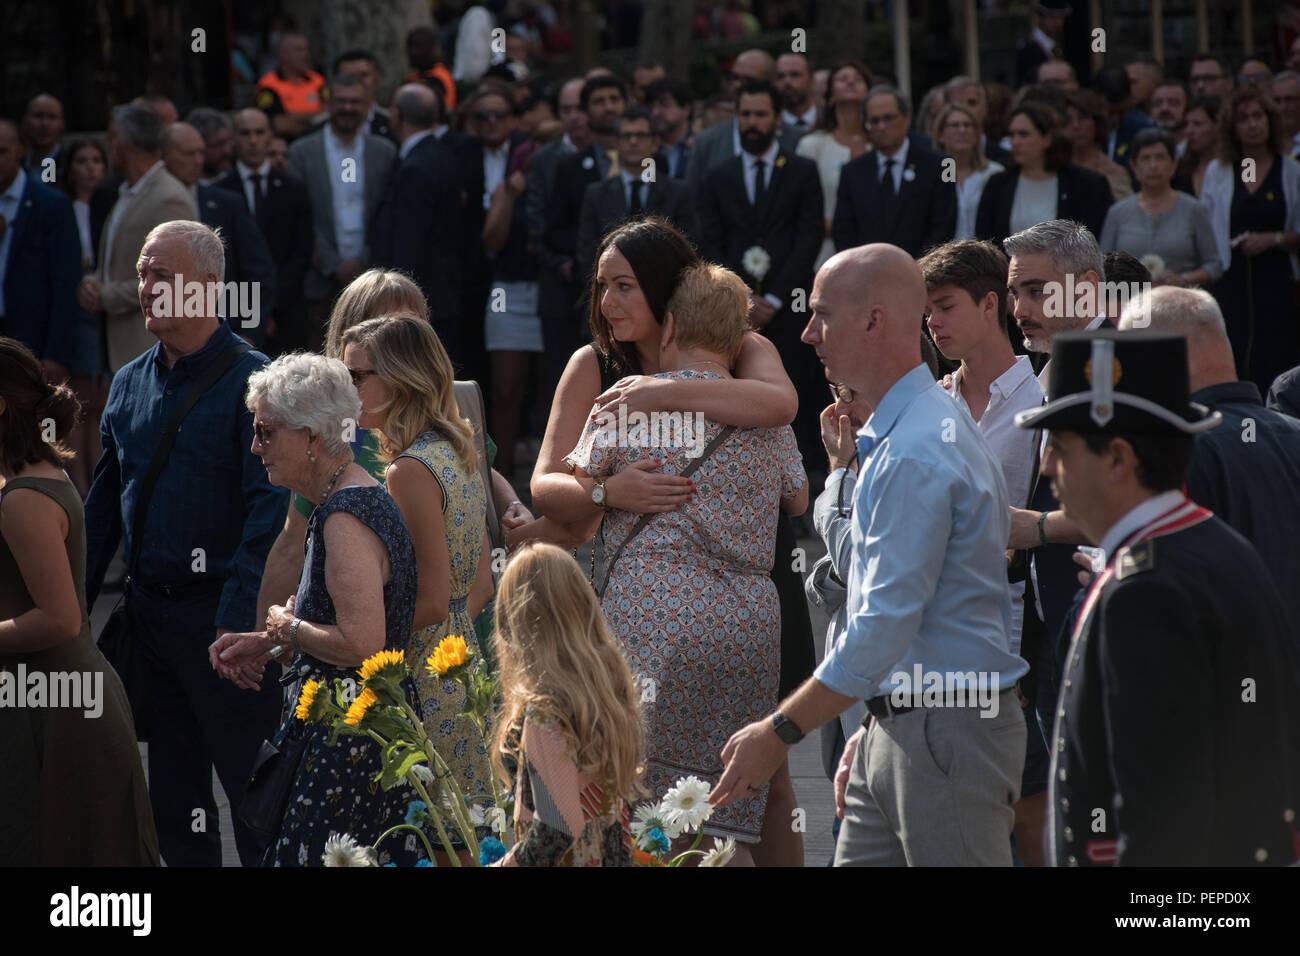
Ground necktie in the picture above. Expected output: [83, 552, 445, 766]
[753, 159, 768, 208]
[628, 180, 644, 216]
[880, 158, 897, 217]
[248, 171, 263, 218]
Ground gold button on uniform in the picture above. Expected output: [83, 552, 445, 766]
[1064, 826, 1074, 843]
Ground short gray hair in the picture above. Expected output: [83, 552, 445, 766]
[867, 84, 912, 118]
[245, 354, 361, 457]
[1118, 285, 1227, 338]
[186, 107, 231, 142]
[111, 104, 164, 153]
[1004, 219, 1106, 282]
[143, 220, 226, 283]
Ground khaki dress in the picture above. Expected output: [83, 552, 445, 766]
[0, 476, 159, 865]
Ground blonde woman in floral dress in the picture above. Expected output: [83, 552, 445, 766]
[340, 314, 493, 825]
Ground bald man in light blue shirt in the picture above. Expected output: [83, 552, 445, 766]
[713, 243, 1027, 865]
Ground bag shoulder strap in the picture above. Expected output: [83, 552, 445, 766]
[126, 341, 253, 580]
[454, 379, 501, 552]
[594, 424, 736, 597]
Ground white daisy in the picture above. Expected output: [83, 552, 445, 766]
[699, 836, 737, 867]
[661, 776, 714, 833]
[1139, 253, 1165, 278]
[321, 832, 373, 867]
[742, 246, 771, 281]
[631, 802, 683, 841]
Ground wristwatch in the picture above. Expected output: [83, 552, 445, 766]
[289, 617, 302, 657]
[771, 711, 805, 745]
[591, 476, 608, 509]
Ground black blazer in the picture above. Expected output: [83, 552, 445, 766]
[698, 150, 822, 330]
[195, 184, 278, 344]
[576, 175, 697, 285]
[541, 145, 608, 319]
[975, 164, 1114, 245]
[213, 167, 313, 315]
[832, 144, 957, 258]
[370, 135, 463, 326]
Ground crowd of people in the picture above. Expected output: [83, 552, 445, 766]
[3, 8, 1300, 868]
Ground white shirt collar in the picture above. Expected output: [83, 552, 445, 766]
[236, 159, 272, 180]
[782, 104, 817, 128]
[951, 354, 1038, 404]
[2, 167, 26, 203]
[432, 124, 449, 139]
[484, 139, 512, 162]
[1032, 26, 1056, 55]
[326, 125, 361, 152]
[124, 159, 166, 195]
[876, 138, 910, 168]
[400, 128, 435, 160]
[1098, 490, 1188, 560]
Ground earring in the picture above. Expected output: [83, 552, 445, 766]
[307, 450, 316, 462]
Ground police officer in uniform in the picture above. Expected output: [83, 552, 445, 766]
[1017, 330, 1300, 866]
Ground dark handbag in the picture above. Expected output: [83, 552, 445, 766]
[239, 731, 308, 857]
[593, 426, 736, 598]
[96, 340, 252, 741]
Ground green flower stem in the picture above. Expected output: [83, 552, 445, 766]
[404, 775, 463, 862]
[372, 822, 438, 863]
[397, 698, 481, 861]
[667, 828, 707, 867]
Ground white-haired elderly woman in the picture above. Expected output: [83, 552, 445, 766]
[209, 353, 426, 866]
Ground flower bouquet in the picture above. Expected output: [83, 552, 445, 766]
[296, 638, 504, 866]
[629, 775, 737, 867]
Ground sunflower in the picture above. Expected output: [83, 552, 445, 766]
[343, 687, 380, 726]
[357, 648, 406, 682]
[295, 679, 321, 721]
[425, 635, 470, 677]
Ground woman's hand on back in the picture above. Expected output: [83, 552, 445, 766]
[592, 375, 670, 419]
[604, 459, 694, 514]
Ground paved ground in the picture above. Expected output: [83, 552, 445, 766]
[92, 479, 838, 867]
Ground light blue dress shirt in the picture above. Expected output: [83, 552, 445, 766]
[814, 364, 1028, 700]
[0, 167, 27, 315]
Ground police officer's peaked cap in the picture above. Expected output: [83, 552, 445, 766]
[1015, 330, 1221, 435]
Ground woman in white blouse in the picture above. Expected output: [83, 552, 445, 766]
[933, 104, 1004, 240]
[796, 61, 871, 268]
[57, 138, 107, 274]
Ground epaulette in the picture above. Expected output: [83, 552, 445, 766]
[1114, 539, 1156, 580]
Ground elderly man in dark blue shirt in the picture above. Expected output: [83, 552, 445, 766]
[1118, 286, 1300, 651]
[85, 219, 288, 867]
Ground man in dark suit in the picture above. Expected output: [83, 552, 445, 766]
[698, 79, 823, 470]
[577, 108, 696, 280]
[1016, 2, 1070, 89]
[526, 77, 592, 410]
[288, 75, 397, 350]
[163, 123, 277, 346]
[216, 108, 313, 356]
[834, 86, 956, 259]
[646, 77, 694, 180]
[1017, 329, 1300, 866]
[542, 75, 628, 373]
[776, 53, 819, 135]
[370, 84, 464, 360]
[0, 119, 83, 377]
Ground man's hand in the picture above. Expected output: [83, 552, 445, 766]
[1071, 548, 1095, 588]
[210, 628, 272, 690]
[709, 717, 788, 808]
[819, 402, 858, 473]
[835, 725, 865, 819]
[748, 295, 778, 329]
[77, 278, 103, 313]
[1009, 507, 1045, 550]
[334, 258, 365, 286]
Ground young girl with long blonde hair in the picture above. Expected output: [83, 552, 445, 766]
[490, 542, 646, 866]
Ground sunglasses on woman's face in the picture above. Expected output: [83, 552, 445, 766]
[348, 368, 378, 387]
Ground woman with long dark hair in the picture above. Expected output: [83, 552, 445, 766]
[0, 337, 157, 865]
[522, 217, 808, 865]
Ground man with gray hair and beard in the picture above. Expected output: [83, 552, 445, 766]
[84, 219, 287, 867]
